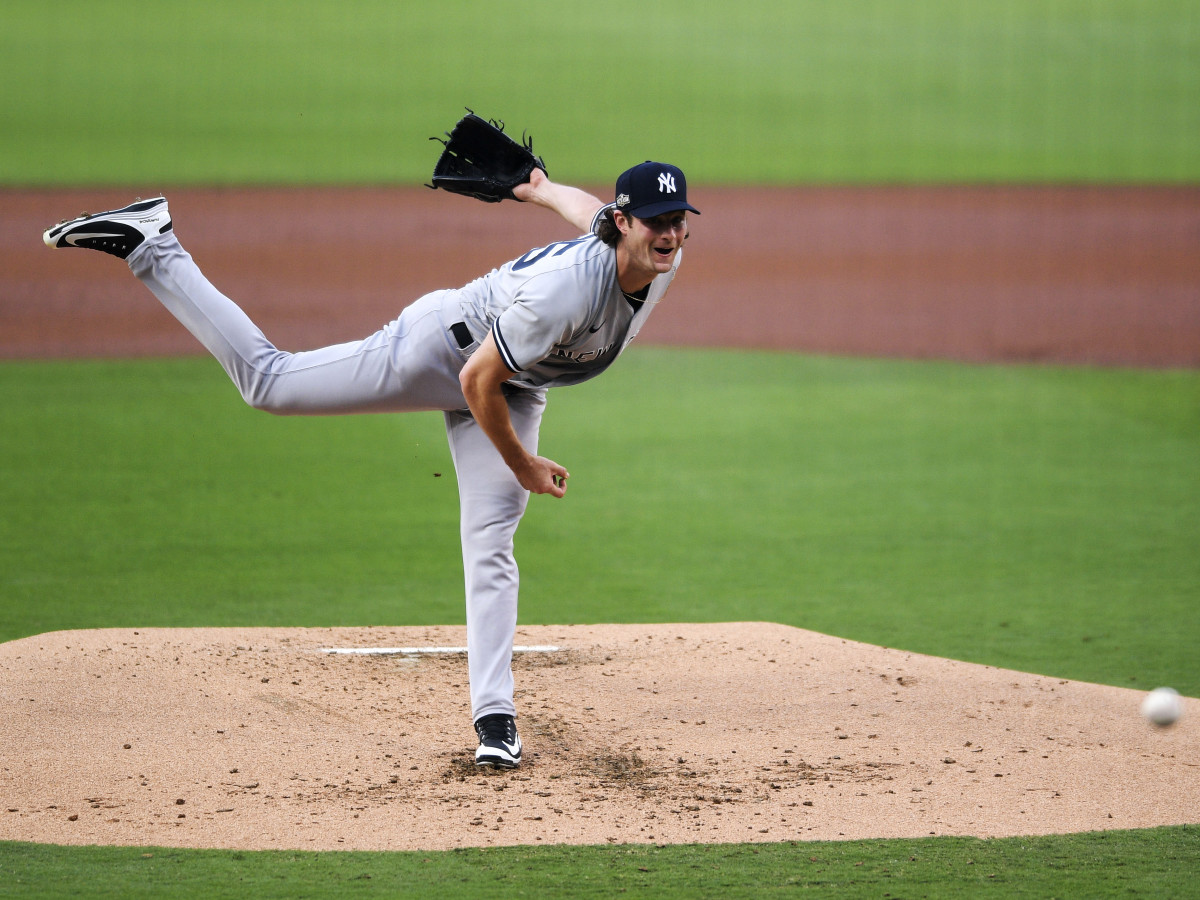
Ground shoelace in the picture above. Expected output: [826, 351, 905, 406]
[475, 714, 515, 743]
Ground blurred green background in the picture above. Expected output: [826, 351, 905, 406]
[4, 0, 1197, 185]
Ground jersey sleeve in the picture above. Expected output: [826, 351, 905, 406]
[491, 271, 592, 373]
[484, 235, 612, 374]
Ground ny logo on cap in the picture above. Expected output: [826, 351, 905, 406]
[657, 172, 677, 194]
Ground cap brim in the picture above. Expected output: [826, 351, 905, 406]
[626, 201, 700, 218]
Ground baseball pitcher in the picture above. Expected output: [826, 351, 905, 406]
[43, 114, 699, 768]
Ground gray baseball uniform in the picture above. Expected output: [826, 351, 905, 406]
[126, 210, 681, 721]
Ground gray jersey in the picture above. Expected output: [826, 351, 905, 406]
[452, 232, 681, 390]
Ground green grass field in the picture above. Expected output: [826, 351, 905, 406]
[3, 353, 1197, 695]
[3, 0, 1199, 896]
[3, 0, 1198, 185]
[4, 829, 1198, 899]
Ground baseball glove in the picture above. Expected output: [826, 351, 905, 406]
[428, 111, 546, 203]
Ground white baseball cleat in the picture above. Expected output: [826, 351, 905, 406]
[43, 197, 172, 259]
[474, 713, 522, 768]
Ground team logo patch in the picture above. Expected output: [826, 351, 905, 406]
[616, 193, 631, 207]
[657, 172, 677, 193]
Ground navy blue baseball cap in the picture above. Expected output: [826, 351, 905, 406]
[614, 161, 700, 219]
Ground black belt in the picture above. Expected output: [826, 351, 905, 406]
[450, 322, 473, 349]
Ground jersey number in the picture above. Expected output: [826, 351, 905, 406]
[511, 237, 588, 271]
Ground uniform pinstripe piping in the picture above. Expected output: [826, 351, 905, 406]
[491, 321, 521, 373]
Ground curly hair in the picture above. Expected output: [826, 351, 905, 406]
[595, 207, 622, 248]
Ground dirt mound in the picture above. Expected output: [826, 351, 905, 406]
[1, 623, 1194, 851]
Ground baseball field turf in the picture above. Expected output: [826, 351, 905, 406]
[2, 1, 1198, 897]
[5, 0, 1198, 185]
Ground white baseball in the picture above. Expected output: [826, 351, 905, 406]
[1141, 687, 1182, 727]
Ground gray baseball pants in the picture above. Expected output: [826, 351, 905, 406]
[127, 232, 544, 722]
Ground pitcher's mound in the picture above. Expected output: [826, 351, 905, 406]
[0, 622, 1195, 851]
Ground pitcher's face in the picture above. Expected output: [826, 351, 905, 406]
[616, 210, 689, 290]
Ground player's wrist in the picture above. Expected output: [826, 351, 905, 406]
[507, 450, 537, 477]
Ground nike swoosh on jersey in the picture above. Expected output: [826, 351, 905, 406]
[588, 320, 606, 333]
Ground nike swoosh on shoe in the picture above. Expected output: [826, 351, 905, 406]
[65, 232, 125, 246]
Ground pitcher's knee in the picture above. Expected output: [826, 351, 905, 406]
[229, 372, 265, 409]
[229, 355, 298, 414]
[242, 387, 307, 416]
[241, 389, 283, 414]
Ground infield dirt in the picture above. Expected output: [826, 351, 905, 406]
[3, 185, 1199, 366]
